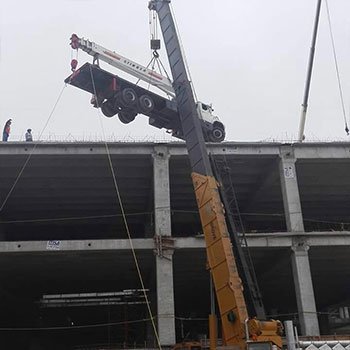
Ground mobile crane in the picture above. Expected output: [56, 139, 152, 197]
[65, 1, 283, 349]
[146, 1, 282, 349]
[66, 34, 226, 142]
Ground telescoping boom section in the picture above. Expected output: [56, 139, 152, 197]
[70, 33, 175, 97]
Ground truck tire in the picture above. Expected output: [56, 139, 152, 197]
[120, 88, 137, 107]
[209, 125, 225, 142]
[101, 101, 117, 118]
[118, 110, 137, 124]
[139, 94, 154, 114]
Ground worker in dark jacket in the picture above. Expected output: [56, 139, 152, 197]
[25, 129, 33, 142]
[2, 119, 12, 141]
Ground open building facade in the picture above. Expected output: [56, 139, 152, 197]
[0, 141, 349, 349]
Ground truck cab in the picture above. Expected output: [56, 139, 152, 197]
[196, 102, 225, 142]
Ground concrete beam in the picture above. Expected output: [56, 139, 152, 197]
[293, 144, 350, 159]
[168, 142, 281, 156]
[169, 142, 350, 158]
[1, 142, 350, 159]
[0, 239, 153, 253]
[243, 232, 350, 247]
[0, 142, 156, 156]
[0, 232, 349, 253]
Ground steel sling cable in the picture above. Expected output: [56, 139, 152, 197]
[0, 84, 67, 213]
[325, 0, 349, 134]
[89, 65, 162, 350]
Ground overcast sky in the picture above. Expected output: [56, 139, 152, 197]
[1, 0, 350, 142]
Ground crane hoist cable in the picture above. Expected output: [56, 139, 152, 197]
[88, 65, 163, 350]
[70, 43, 79, 72]
[325, 0, 349, 135]
[149, 5, 158, 44]
[146, 8, 173, 100]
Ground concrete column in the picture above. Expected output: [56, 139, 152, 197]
[284, 320, 297, 350]
[153, 146, 176, 346]
[153, 146, 172, 237]
[279, 147, 319, 336]
[279, 149, 304, 232]
[291, 244, 319, 336]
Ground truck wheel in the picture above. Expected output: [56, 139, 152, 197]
[118, 110, 137, 124]
[139, 94, 154, 114]
[121, 88, 137, 107]
[209, 126, 225, 142]
[101, 101, 116, 118]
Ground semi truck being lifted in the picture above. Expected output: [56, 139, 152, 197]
[66, 34, 226, 142]
[66, 1, 283, 349]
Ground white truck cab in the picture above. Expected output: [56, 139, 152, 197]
[196, 102, 225, 142]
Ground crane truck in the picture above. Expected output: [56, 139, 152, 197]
[65, 1, 283, 349]
[66, 34, 226, 142]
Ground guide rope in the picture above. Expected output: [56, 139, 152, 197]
[0, 84, 67, 213]
[89, 65, 162, 350]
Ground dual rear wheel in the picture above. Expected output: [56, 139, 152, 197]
[101, 88, 155, 124]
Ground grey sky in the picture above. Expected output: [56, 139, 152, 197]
[1, 0, 350, 142]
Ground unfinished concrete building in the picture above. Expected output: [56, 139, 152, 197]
[0, 141, 349, 349]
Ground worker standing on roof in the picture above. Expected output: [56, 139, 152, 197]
[2, 119, 12, 142]
[25, 129, 33, 142]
